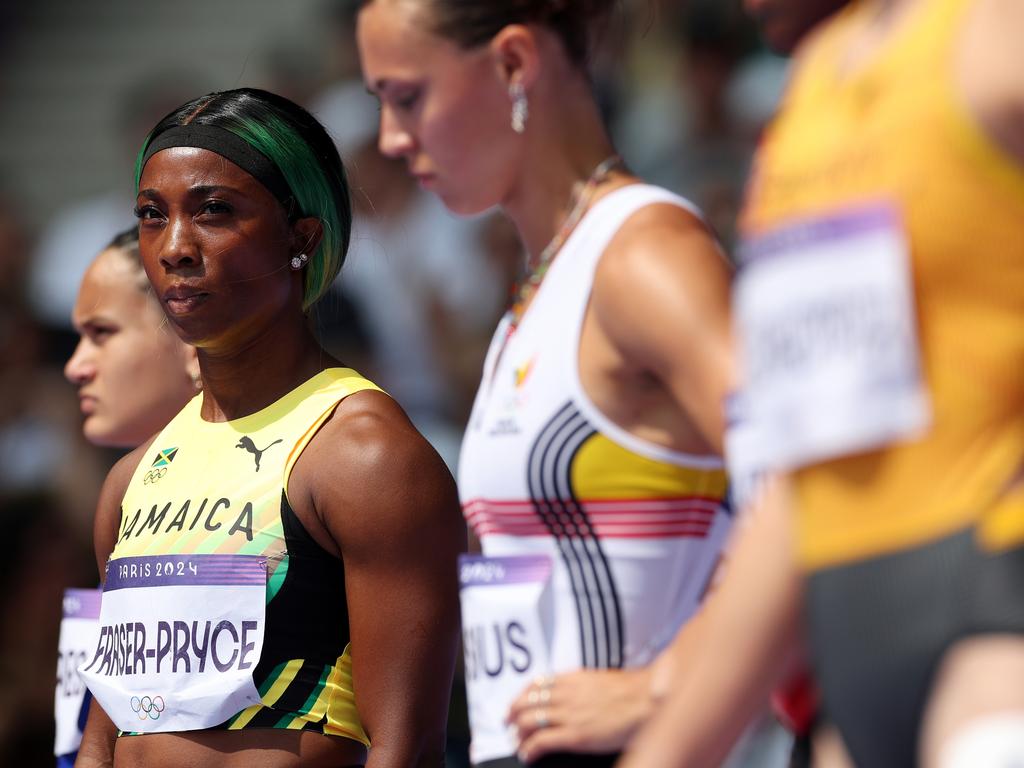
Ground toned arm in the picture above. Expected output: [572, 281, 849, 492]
[300, 391, 465, 768]
[591, 204, 735, 454]
[618, 478, 803, 768]
[959, 0, 1024, 164]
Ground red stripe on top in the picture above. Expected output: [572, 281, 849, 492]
[462, 496, 725, 509]
[464, 497, 723, 540]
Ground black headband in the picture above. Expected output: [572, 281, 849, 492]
[140, 124, 295, 209]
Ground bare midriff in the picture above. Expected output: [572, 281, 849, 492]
[114, 728, 367, 768]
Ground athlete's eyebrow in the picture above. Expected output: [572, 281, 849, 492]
[72, 314, 118, 333]
[136, 184, 243, 200]
[186, 184, 244, 197]
[368, 79, 415, 97]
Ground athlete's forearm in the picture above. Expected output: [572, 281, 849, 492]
[621, 478, 803, 767]
[647, 609, 704, 702]
[364, 739, 446, 768]
[74, 699, 117, 768]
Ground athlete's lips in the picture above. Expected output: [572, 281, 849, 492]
[163, 284, 210, 314]
[412, 172, 436, 189]
[78, 394, 97, 416]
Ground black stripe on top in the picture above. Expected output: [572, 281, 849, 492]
[212, 491, 350, 732]
[527, 402, 624, 669]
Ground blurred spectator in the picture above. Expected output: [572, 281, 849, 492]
[614, 0, 784, 251]
[0, 493, 94, 766]
[26, 72, 206, 358]
[0, 195, 105, 766]
[0, 192, 107, 531]
[260, 35, 325, 109]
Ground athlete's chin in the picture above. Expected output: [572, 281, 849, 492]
[84, 418, 136, 450]
[432, 187, 496, 218]
[163, 313, 226, 349]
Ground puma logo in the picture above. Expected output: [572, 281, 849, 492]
[235, 436, 283, 472]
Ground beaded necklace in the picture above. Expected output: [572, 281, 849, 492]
[508, 153, 623, 328]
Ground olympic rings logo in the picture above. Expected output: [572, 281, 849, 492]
[130, 694, 166, 720]
[143, 468, 168, 485]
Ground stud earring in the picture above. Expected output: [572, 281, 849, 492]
[290, 252, 308, 270]
[510, 82, 528, 134]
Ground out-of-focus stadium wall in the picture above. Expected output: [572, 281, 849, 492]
[0, 0, 328, 230]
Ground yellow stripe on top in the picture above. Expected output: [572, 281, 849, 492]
[744, 0, 1024, 569]
[571, 432, 727, 502]
[261, 659, 305, 707]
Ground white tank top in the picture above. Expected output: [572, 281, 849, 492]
[458, 184, 733, 671]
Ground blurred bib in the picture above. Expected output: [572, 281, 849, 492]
[735, 203, 930, 469]
[55, 588, 101, 757]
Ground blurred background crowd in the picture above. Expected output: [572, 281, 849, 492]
[0, 0, 788, 762]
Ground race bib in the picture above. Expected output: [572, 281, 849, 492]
[735, 204, 930, 469]
[724, 391, 767, 514]
[460, 554, 553, 764]
[55, 588, 101, 757]
[79, 554, 266, 733]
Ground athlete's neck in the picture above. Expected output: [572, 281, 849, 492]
[195, 319, 332, 423]
[500, 65, 622, 265]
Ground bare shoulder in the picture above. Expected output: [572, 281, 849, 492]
[597, 200, 731, 294]
[592, 199, 733, 354]
[300, 389, 461, 555]
[94, 437, 158, 575]
[308, 388, 450, 494]
[959, 0, 1024, 163]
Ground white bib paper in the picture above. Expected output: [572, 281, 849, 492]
[723, 390, 767, 514]
[55, 588, 101, 757]
[735, 204, 930, 470]
[79, 554, 266, 733]
[460, 554, 554, 764]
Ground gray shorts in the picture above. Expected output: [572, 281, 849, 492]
[807, 528, 1024, 767]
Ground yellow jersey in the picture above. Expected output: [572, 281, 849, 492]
[740, 0, 1024, 569]
[113, 368, 380, 742]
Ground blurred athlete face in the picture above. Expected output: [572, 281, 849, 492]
[357, 0, 521, 216]
[66, 248, 197, 448]
[135, 146, 306, 351]
[744, 0, 850, 54]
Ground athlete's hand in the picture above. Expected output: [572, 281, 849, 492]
[507, 668, 654, 763]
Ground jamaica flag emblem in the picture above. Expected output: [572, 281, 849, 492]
[151, 447, 179, 467]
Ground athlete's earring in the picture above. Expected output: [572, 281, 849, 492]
[510, 82, 528, 134]
[191, 372, 202, 391]
[290, 252, 308, 270]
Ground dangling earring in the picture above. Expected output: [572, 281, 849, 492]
[290, 252, 308, 270]
[510, 82, 528, 134]
[191, 371, 202, 391]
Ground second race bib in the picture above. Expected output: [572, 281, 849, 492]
[460, 554, 554, 764]
[55, 588, 101, 758]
